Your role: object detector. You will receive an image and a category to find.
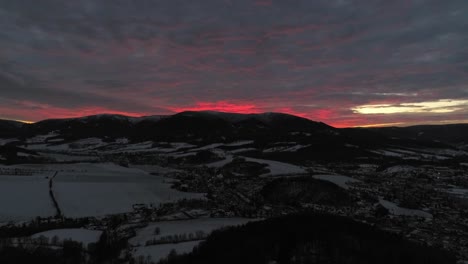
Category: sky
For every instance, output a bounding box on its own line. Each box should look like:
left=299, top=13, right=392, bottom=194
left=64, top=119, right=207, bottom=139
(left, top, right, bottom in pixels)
left=0, top=0, right=467, bottom=127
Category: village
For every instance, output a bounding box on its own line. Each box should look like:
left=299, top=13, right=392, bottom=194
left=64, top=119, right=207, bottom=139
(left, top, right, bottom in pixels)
left=0, top=137, right=467, bottom=263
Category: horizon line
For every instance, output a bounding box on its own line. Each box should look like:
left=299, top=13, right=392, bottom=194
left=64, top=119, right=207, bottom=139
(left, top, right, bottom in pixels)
left=2, top=110, right=468, bottom=129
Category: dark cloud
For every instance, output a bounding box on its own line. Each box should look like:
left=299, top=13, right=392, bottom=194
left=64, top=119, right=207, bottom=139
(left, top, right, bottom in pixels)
left=0, top=0, right=467, bottom=126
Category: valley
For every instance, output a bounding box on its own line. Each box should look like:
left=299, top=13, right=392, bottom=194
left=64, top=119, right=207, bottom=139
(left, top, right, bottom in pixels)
left=0, top=111, right=467, bottom=263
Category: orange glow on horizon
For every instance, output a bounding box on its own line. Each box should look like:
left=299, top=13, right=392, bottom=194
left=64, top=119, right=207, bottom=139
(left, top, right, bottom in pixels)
left=167, top=101, right=263, bottom=114
left=2, top=100, right=466, bottom=128
left=15, top=119, right=34, bottom=124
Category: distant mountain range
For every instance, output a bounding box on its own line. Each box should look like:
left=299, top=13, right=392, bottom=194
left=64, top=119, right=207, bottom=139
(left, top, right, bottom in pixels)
left=1, top=111, right=467, bottom=147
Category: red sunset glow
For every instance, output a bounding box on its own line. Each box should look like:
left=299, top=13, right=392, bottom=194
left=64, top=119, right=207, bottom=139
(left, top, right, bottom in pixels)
left=0, top=0, right=466, bottom=127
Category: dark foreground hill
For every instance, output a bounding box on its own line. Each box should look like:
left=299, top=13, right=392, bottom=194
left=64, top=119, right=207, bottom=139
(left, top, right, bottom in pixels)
left=0, top=119, right=25, bottom=138
left=160, top=213, right=455, bottom=264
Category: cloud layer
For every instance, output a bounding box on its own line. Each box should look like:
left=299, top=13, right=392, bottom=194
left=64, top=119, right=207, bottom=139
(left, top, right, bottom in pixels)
left=0, top=0, right=467, bottom=127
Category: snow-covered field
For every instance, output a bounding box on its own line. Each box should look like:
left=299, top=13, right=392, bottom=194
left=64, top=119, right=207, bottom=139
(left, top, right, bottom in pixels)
left=31, top=228, right=102, bottom=245
left=130, top=218, right=256, bottom=262
left=243, top=157, right=307, bottom=176
left=0, top=175, right=56, bottom=221
left=204, top=155, right=307, bottom=176
left=129, top=164, right=182, bottom=174
left=52, top=163, right=205, bottom=218
left=0, top=163, right=205, bottom=220
left=129, top=218, right=254, bottom=246
left=372, top=148, right=457, bottom=161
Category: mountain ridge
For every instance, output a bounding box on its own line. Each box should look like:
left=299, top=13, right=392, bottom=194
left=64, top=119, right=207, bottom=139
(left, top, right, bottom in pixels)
left=3, top=111, right=467, bottom=129
left=1, top=111, right=466, bottom=146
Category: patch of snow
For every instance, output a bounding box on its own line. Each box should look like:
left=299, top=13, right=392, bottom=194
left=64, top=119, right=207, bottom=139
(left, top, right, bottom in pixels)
left=205, top=155, right=234, bottom=168
left=17, top=152, right=36, bottom=157
left=284, top=144, right=310, bottom=152
left=427, top=148, right=467, bottom=157
left=444, top=187, right=468, bottom=199
left=102, top=141, right=153, bottom=153
left=190, top=143, right=224, bottom=151
left=289, top=132, right=312, bottom=136
left=224, top=140, right=254, bottom=147
left=115, top=138, right=129, bottom=144
left=31, top=228, right=102, bottom=245
left=229, top=148, right=257, bottom=154
left=263, top=144, right=310, bottom=153
left=26, top=132, right=59, bottom=144
left=243, top=157, right=307, bottom=176
left=37, top=152, right=99, bottom=162
left=170, top=142, right=197, bottom=149
left=25, top=138, right=105, bottom=152
left=167, top=152, right=198, bottom=158
left=47, top=138, right=64, bottom=143
left=102, top=141, right=195, bottom=154
left=52, top=163, right=205, bottom=218
left=312, top=174, right=360, bottom=189
left=387, top=148, right=457, bottom=160
left=25, top=143, right=71, bottom=152
left=129, top=218, right=255, bottom=247
left=387, top=148, right=419, bottom=155
left=149, top=142, right=197, bottom=153
left=273, top=142, right=296, bottom=145
left=370, top=150, right=404, bottom=157
left=129, top=165, right=182, bottom=174
left=0, top=175, right=56, bottom=222
left=73, top=138, right=104, bottom=145
left=379, top=199, right=433, bottom=219
left=383, top=165, right=416, bottom=174
left=0, top=138, right=19, bottom=146
left=22, top=143, right=48, bottom=150
left=263, top=147, right=282, bottom=153
left=133, top=240, right=200, bottom=263
left=359, top=164, right=378, bottom=169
